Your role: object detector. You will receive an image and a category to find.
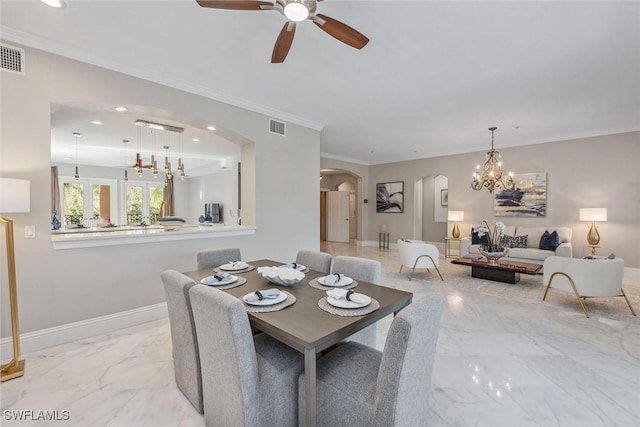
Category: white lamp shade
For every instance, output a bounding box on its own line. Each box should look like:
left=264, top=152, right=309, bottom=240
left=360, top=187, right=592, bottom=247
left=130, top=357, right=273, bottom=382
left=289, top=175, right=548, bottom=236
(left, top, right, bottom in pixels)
left=448, top=210, right=464, bottom=222
left=0, top=178, right=31, bottom=213
left=579, top=208, right=607, bottom=222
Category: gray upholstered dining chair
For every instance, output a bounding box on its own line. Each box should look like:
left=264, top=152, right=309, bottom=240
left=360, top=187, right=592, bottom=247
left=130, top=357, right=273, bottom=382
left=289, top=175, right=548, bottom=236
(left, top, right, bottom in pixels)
left=298, top=294, right=445, bottom=426
left=296, top=250, right=332, bottom=274
left=331, top=256, right=382, bottom=347
left=160, top=270, right=203, bottom=413
left=196, top=247, right=241, bottom=270
left=189, top=284, right=304, bottom=427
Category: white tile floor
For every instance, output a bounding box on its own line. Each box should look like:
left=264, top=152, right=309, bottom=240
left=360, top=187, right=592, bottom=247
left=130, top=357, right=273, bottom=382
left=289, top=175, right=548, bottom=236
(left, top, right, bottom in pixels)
left=1, top=242, right=639, bottom=426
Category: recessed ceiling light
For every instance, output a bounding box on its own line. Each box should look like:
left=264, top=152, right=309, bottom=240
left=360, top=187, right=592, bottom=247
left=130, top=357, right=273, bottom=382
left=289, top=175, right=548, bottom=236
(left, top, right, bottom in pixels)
left=207, top=126, right=216, bottom=131
left=113, top=106, right=127, bottom=112
left=40, top=0, right=66, bottom=8
left=90, top=120, right=103, bottom=125
left=192, top=138, right=200, bottom=142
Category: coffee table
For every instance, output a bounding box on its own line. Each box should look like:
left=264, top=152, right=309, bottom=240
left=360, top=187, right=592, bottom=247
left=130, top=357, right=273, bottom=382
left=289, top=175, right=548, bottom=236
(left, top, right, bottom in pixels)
left=451, top=257, right=543, bottom=284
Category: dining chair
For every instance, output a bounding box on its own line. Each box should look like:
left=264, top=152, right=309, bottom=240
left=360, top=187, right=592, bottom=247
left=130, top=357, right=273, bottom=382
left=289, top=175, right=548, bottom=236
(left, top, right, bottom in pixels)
left=296, top=250, right=332, bottom=274
left=160, top=270, right=203, bottom=413
left=298, top=294, right=445, bottom=426
left=189, top=284, right=304, bottom=427
left=331, top=256, right=382, bottom=348
left=398, top=239, right=444, bottom=281
left=196, top=247, right=242, bottom=270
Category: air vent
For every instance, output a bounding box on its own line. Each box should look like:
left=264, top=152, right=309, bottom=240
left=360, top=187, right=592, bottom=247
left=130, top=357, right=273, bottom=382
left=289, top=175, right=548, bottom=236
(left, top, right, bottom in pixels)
left=1, top=44, right=25, bottom=75
left=269, top=119, right=286, bottom=136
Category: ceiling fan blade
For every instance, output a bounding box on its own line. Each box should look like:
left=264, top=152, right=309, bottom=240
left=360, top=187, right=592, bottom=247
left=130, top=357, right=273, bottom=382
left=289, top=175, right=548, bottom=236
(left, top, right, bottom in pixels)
left=196, top=0, right=273, bottom=11
left=271, top=22, right=296, bottom=63
left=312, top=14, right=369, bottom=50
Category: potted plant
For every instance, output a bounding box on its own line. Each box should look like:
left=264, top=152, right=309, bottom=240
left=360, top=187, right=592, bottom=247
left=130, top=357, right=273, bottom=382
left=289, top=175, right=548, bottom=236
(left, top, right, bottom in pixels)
left=474, top=219, right=508, bottom=264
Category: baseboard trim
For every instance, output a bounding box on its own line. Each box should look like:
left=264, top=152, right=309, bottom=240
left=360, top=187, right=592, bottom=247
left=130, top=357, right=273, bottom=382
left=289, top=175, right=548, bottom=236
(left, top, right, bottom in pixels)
left=1, top=303, right=168, bottom=364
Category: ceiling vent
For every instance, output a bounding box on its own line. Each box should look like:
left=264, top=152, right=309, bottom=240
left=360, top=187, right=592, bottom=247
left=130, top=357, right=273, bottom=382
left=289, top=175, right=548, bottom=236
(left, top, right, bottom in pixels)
left=1, top=43, right=26, bottom=75
left=269, top=119, right=286, bottom=136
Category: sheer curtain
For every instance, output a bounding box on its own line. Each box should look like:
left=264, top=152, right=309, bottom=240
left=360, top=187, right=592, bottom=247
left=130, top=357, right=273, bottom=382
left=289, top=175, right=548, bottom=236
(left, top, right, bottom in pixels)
left=51, top=166, right=60, bottom=213
left=163, top=176, right=174, bottom=216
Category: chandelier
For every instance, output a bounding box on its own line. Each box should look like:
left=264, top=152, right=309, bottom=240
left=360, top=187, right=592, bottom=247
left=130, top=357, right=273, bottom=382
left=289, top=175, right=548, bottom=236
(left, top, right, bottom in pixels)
left=471, top=127, right=514, bottom=193
left=131, top=119, right=185, bottom=181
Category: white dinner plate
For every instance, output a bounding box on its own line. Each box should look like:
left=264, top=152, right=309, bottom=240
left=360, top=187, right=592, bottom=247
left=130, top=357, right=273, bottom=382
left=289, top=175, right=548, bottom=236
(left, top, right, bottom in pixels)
left=243, top=292, right=287, bottom=306
left=318, top=275, right=354, bottom=287
left=326, top=293, right=371, bottom=309
left=219, top=262, right=250, bottom=271
left=200, top=275, right=238, bottom=286
left=282, top=263, right=307, bottom=271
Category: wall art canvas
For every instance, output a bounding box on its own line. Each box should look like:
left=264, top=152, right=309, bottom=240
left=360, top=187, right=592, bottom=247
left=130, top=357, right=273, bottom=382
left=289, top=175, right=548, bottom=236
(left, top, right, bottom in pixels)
left=376, top=181, right=404, bottom=213
left=494, top=172, right=547, bottom=217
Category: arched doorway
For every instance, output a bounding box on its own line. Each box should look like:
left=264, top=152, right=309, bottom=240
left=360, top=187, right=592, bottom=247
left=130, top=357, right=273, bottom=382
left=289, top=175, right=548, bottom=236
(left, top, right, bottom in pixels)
left=413, top=174, right=448, bottom=243
left=320, top=169, right=360, bottom=243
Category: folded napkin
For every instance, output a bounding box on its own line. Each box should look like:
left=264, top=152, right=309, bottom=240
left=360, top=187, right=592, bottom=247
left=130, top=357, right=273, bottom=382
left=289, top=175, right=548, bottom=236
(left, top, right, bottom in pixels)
left=202, top=272, right=231, bottom=284
left=283, top=262, right=305, bottom=270
left=323, top=273, right=344, bottom=285
left=244, top=288, right=280, bottom=303
left=228, top=261, right=249, bottom=269
left=326, top=288, right=363, bottom=302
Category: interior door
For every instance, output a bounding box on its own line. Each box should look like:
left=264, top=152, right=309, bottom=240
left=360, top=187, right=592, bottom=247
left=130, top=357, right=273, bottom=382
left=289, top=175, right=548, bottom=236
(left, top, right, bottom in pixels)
left=327, top=191, right=350, bottom=243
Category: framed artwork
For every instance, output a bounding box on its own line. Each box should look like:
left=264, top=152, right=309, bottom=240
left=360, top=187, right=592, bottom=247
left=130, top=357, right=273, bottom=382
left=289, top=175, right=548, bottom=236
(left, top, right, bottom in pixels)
left=376, top=181, right=404, bottom=213
left=441, top=189, right=448, bottom=206
left=494, top=172, right=547, bottom=217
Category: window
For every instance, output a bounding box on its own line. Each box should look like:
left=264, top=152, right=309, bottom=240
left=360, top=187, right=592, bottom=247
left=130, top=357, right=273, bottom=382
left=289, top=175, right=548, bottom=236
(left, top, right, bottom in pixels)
left=59, top=177, right=118, bottom=226
left=124, top=182, right=165, bottom=225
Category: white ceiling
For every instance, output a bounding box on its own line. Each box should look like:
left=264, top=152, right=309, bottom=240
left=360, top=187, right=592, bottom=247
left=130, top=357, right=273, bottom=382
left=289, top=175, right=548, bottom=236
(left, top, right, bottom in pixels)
left=2, top=0, right=639, bottom=166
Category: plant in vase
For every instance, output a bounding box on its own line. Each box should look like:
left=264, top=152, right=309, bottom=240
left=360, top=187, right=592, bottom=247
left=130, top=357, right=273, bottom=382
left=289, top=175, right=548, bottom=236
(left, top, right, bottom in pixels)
left=474, top=219, right=508, bottom=264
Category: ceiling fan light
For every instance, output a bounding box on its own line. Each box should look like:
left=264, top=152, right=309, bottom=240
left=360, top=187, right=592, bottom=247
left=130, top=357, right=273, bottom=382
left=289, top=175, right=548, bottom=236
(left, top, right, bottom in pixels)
left=284, top=2, right=309, bottom=22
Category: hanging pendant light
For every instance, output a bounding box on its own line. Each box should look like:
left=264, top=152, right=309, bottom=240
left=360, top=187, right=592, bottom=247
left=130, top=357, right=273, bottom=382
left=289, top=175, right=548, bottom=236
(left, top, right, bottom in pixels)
left=73, top=132, right=81, bottom=180
left=150, top=129, right=159, bottom=178
left=471, top=127, right=515, bottom=193
left=123, top=139, right=130, bottom=182
left=135, top=127, right=143, bottom=176
left=178, top=132, right=185, bottom=179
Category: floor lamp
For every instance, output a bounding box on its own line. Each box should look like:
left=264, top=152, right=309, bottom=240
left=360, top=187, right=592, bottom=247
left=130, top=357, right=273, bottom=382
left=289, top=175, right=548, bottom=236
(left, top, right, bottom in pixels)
left=0, top=177, right=30, bottom=382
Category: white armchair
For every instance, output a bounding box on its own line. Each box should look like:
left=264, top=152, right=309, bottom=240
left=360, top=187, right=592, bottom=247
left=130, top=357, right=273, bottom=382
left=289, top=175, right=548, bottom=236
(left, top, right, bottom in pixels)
left=398, top=239, right=443, bottom=281
left=542, top=256, right=636, bottom=318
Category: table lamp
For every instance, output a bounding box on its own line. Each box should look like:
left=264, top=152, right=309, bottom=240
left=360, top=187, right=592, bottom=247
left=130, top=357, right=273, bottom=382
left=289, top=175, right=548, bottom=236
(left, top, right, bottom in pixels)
left=0, top=177, right=30, bottom=381
left=448, top=211, right=464, bottom=239
left=579, top=208, right=607, bottom=255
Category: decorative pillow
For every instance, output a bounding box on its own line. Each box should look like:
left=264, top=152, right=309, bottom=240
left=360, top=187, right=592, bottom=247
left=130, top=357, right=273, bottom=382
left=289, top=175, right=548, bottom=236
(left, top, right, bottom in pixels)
left=501, top=235, right=527, bottom=248
left=539, top=230, right=561, bottom=251
left=471, top=228, right=489, bottom=245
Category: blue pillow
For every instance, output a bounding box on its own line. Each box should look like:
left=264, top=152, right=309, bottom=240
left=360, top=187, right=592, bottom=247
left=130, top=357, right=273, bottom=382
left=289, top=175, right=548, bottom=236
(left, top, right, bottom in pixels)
left=539, top=230, right=561, bottom=251
left=471, top=228, right=489, bottom=245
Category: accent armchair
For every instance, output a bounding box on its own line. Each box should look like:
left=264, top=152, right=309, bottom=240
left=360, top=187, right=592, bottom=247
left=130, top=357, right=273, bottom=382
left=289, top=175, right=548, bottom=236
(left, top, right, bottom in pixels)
left=398, top=239, right=443, bottom=281
left=542, top=256, right=636, bottom=318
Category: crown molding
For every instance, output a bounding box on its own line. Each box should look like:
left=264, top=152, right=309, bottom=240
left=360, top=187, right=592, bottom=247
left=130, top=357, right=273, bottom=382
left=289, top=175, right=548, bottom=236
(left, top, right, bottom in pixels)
left=1, top=26, right=324, bottom=132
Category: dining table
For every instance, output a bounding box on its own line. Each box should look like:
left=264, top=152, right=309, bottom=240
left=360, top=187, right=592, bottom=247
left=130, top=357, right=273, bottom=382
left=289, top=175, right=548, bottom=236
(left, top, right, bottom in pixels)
left=183, top=259, right=413, bottom=427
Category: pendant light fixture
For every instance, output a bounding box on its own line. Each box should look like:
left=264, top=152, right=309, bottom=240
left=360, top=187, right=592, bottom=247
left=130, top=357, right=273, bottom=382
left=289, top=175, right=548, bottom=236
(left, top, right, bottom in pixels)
left=123, top=139, right=129, bottom=182
left=151, top=130, right=159, bottom=178
left=471, top=127, right=515, bottom=193
left=73, top=132, right=81, bottom=180
left=135, top=126, right=143, bottom=176
left=178, top=131, right=185, bottom=179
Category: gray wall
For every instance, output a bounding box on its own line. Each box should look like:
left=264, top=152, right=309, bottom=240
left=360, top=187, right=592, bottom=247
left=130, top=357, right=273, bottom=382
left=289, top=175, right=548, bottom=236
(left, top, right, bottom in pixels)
left=0, top=45, right=320, bottom=337
left=366, top=132, right=640, bottom=267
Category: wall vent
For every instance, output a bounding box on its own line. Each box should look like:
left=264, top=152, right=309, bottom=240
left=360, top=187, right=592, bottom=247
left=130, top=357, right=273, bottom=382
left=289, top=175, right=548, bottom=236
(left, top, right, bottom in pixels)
left=269, top=119, right=286, bottom=136
left=1, top=43, right=26, bottom=75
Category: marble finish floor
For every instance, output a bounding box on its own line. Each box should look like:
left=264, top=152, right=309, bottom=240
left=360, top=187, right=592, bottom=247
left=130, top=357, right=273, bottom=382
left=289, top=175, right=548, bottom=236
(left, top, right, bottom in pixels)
left=1, top=242, right=639, bottom=426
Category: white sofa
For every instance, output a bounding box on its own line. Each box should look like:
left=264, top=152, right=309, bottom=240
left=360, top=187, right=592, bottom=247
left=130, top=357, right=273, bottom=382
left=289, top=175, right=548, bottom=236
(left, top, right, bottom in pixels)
left=460, top=225, right=572, bottom=265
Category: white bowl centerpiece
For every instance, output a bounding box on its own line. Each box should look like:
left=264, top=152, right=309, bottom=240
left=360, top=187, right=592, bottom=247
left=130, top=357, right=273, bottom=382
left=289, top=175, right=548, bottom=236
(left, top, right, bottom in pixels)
left=257, top=266, right=305, bottom=286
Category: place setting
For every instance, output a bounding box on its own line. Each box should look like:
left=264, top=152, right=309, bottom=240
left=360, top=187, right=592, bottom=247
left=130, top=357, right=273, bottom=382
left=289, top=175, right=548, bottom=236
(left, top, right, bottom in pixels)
left=279, top=262, right=309, bottom=273
left=199, top=272, right=247, bottom=290
left=241, top=288, right=296, bottom=313
left=309, top=273, right=358, bottom=290
left=318, top=288, right=379, bottom=317
left=214, top=260, right=255, bottom=274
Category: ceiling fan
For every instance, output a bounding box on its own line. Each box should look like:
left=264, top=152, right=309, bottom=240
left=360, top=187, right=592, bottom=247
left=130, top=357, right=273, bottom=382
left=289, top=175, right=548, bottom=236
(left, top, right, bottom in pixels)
left=196, top=0, right=369, bottom=63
